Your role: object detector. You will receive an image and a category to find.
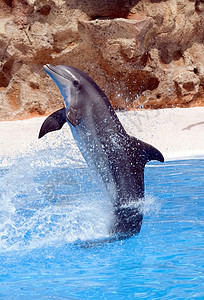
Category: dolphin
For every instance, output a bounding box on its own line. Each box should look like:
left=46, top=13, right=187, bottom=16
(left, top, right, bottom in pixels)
left=39, top=64, right=164, bottom=238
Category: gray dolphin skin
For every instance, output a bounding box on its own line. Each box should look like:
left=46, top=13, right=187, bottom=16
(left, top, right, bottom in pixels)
left=39, top=64, right=164, bottom=239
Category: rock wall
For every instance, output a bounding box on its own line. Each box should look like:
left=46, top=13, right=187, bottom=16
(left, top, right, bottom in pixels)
left=0, top=0, right=203, bottom=120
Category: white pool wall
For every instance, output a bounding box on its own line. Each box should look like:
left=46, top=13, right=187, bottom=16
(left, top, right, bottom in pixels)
left=0, top=107, right=203, bottom=165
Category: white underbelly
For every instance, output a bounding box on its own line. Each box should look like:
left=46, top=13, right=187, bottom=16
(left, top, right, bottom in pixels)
left=69, top=123, right=117, bottom=201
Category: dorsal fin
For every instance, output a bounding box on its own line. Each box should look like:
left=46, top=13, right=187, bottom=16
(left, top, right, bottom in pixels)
left=130, top=136, right=164, bottom=164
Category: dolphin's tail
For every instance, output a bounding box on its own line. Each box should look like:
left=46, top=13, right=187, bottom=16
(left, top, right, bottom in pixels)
left=111, top=206, right=143, bottom=237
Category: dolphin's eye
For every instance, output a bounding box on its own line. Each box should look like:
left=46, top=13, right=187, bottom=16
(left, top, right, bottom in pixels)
left=73, top=80, right=79, bottom=87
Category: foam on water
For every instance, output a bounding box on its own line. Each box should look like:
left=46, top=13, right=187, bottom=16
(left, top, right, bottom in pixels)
left=0, top=145, right=160, bottom=252
left=0, top=157, right=110, bottom=252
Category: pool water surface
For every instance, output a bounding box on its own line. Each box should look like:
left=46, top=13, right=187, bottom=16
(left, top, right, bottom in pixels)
left=0, top=156, right=203, bottom=299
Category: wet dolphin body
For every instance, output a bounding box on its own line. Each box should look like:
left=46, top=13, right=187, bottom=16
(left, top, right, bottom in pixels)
left=39, top=64, right=164, bottom=238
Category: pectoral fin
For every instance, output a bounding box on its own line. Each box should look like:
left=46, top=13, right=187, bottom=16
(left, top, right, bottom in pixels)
left=38, top=108, right=66, bottom=139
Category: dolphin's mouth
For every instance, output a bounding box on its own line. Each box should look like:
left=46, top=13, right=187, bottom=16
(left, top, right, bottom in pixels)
left=43, top=64, right=72, bottom=103
left=43, top=64, right=68, bottom=81
left=43, top=64, right=56, bottom=73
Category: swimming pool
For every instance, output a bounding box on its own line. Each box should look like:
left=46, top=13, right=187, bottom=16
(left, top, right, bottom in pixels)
left=0, top=153, right=203, bottom=299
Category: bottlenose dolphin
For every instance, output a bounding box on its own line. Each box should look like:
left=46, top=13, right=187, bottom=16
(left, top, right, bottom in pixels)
left=39, top=64, right=164, bottom=238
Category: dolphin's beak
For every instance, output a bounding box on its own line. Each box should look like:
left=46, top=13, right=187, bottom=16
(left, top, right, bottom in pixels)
left=43, top=64, right=73, bottom=107
left=43, top=64, right=54, bottom=78
left=43, top=64, right=50, bottom=71
left=43, top=64, right=58, bottom=77
left=43, top=64, right=75, bottom=82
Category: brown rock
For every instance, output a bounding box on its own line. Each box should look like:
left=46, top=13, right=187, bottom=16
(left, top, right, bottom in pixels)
left=0, top=0, right=203, bottom=120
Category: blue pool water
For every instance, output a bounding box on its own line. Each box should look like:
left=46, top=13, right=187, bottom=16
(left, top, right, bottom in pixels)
left=0, top=154, right=203, bottom=299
